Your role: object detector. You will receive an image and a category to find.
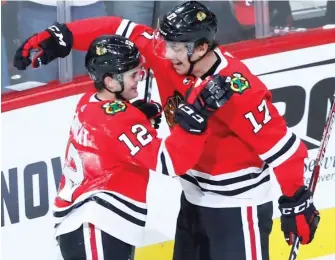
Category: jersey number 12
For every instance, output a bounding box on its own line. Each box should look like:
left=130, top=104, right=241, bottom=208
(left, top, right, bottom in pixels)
left=118, top=124, right=153, bottom=156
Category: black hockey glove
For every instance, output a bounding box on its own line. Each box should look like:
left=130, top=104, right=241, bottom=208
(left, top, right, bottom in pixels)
left=174, top=103, right=207, bottom=134
left=14, top=22, right=73, bottom=70
left=278, top=186, right=320, bottom=245
left=132, top=99, right=162, bottom=129
left=185, top=74, right=233, bottom=117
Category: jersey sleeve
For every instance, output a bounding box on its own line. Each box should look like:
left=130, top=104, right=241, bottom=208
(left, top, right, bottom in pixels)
left=66, top=16, right=158, bottom=68
left=216, top=67, right=307, bottom=196
left=111, top=107, right=210, bottom=176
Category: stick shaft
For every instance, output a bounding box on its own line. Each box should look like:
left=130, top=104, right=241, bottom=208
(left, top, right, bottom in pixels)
left=288, top=92, right=335, bottom=260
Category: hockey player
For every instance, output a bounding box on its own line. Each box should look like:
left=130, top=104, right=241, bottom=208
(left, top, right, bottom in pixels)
left=50, top=34, right=231, bottom=260
left=14, top=1, right=320, bottom=259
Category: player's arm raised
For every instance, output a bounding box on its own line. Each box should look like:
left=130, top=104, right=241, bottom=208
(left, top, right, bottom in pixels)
left=14, top=16, right=155, bottom=70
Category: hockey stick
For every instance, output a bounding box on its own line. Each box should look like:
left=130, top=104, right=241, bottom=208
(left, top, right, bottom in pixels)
left=143, top=16, right=159, bottom=103
left=144, top=68, right=157, bottom=128
left=144, top=68, right=153, bottom=102
left=288, top=91, right=335, bottom=260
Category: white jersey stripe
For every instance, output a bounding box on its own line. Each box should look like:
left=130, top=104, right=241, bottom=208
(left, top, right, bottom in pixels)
left=94, top=227, right=105, bottom=260
left=259, top=128, right=292, bottom=161
left=161, top=141, right=177, bottom=177
left=95, top=193, right=147, bottom=221
left=55, top=201, right=146, bottom=246
left=241, top=207, right=253, bottom=260
left=53, top=190, right=147, bottom=213
left=270, top=137, right=300, bottom=168
left=125, top=22, right=137, bottom=38
left=83, top=223, right=93, bottom=260
left=156, top=139, right=177, bottom=177
left=189, top=165, right=266, bottom=181
left=195, top=168, right=270, bottom=191
left=115, top=19, right=130, bottom=36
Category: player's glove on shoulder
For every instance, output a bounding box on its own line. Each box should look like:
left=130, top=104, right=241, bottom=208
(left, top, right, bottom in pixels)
left=175, top=75, right=232, bottom=134
left=132, top=99, right=162, bottom=129
left=185, top=74, right=233, bottom=117
left=175, top=74, right=233, bottom=134
left=14, top=22, right=73, bottom=70
left=278, top=186, right=320, bottom=245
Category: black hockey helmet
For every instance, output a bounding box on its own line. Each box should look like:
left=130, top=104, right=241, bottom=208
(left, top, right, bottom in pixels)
left=85, top=35, right=141, bottom=84
left=159, top=1, right=218, bottom=45
left=155, top=1, right=218, bottom=75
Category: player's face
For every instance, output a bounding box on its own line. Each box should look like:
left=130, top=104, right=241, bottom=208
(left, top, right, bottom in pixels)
left=166, top=42, right=210, bottom=75
left=121, top=65, right=144, bottom=100
left=153, top=34, right=191, bottom=75
left=164, top=42, right=191, bottom=75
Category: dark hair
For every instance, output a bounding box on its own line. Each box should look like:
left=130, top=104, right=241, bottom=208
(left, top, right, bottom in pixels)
left=194, top=39, right=219, bottom=51
left=93, top=73, right=113, bottom=90
left=94, top=81, right=104, bottom=90
left=209, top=40, right=219, bottom=51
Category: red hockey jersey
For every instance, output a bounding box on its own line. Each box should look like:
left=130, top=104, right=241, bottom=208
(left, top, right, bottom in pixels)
left=63, top=16, right=307, bottom=208
left=53, top=91, right=209, bottom=245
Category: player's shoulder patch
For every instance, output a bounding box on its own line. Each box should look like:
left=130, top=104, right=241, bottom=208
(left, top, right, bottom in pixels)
left=226, top=72, right=250, bottom=94
left=102, top=101, right=127, bottom=115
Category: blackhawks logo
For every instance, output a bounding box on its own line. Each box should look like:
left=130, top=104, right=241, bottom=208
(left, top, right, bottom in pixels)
left=96, top=46, right=107, bottom=56
left=102, top=101, right=127, bottom=115
left=164, top=91, right=184, bottom=127
left=227, top=73, right=250, bottom=94
left=196, top=11, right=206, bottom=21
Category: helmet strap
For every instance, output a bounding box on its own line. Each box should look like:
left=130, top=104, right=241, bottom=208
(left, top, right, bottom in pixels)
left=186, top=42, right=211, bottom=76
left=103, top=74, right=126, bottom=101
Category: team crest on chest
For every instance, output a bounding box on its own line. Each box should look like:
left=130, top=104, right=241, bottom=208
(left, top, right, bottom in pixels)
left=164, top=91, right=184, bottom=127
left=102, top=101, right=127, bottom=115
left=227, top=73, right=250, bottom=94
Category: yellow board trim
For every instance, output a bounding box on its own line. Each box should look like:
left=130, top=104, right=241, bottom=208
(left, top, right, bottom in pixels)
left=135, top=207, right=335, bottom=260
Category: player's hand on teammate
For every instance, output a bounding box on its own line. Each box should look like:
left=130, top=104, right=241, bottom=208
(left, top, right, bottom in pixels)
left=14, top=22, right=73, bottom=70
left=278, top=186, right=320, bottom=245
left=175, top=74, right=233, bottom=134
left=174, top=103, right=208, bottom=134
left=185, top=74, right=233, bottom=117
left=132, top=99, right=162, bottom=129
